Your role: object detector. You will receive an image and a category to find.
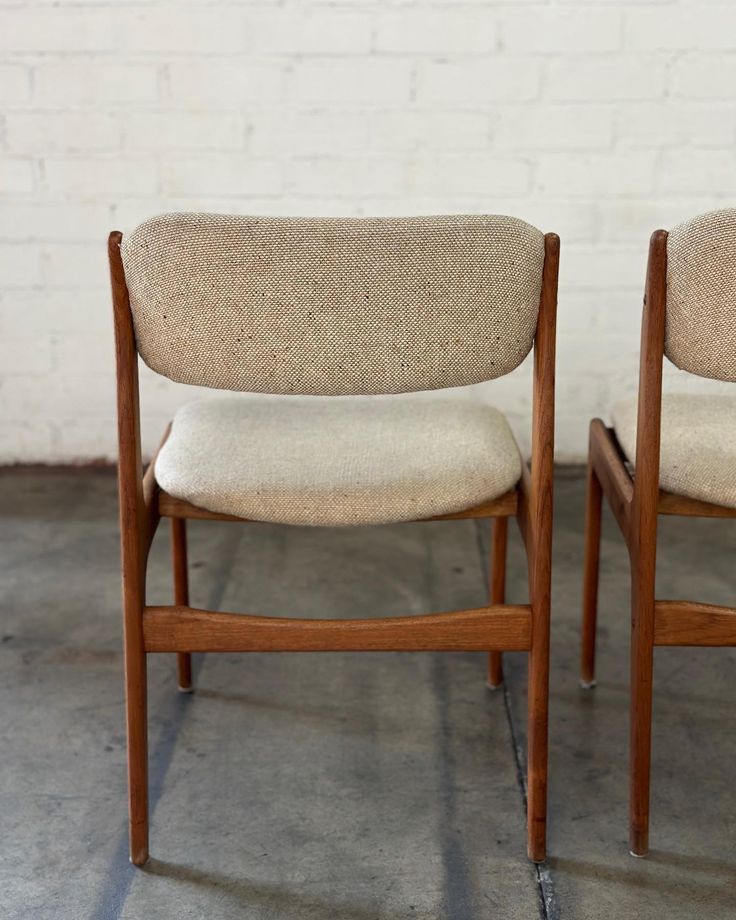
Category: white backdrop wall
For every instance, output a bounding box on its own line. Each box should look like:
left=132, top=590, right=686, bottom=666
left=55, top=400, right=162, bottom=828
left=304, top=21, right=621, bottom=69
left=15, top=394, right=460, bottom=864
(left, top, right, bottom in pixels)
left=1, top=0, right=735, bottom=464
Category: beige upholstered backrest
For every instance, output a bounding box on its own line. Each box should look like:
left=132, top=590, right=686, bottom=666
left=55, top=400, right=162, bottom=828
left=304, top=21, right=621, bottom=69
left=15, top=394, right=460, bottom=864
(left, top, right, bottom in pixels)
left=121, top=212, right=545, bottom=396
left=666, top=208, right=736, bottom=382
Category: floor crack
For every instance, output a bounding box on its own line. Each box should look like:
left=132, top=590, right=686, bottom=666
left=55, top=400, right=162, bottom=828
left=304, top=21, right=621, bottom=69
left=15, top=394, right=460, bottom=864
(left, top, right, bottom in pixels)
left=475, top=518, right=561, bottom=920
left=501, top=658, right=561, bottom=920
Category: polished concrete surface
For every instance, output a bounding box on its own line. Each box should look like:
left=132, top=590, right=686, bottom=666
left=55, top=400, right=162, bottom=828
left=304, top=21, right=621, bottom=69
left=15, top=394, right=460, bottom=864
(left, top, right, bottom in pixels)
left=1, top=470, right=735, bottom=919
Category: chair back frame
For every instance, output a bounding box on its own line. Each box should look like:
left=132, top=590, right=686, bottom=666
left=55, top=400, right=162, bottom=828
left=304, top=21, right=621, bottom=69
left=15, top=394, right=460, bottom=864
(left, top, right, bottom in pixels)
left=109, top=225, right=559, bottom=867
left=580, top=226, right=736, bottom=858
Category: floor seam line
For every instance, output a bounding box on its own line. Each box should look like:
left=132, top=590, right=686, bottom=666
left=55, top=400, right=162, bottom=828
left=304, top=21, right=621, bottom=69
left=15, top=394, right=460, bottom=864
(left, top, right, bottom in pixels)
left=474, top=518, right=561, bottom=920
left=500, top=679, right=557, bottom=920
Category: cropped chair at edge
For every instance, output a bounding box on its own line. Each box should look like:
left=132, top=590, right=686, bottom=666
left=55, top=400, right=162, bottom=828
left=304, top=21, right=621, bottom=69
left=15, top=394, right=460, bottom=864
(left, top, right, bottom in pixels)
left=580, top=208, right=736, bottom=857
left=109, top=213, right=559, bottom=866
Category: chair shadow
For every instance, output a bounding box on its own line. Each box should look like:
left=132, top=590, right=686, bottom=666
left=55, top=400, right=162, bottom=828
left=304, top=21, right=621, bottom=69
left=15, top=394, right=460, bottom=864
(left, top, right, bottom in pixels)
left=192, top=686, right=387, bottom=735
left=142, top=858, right=430, bottom=920
left=548, top=848, right=736, bottom=901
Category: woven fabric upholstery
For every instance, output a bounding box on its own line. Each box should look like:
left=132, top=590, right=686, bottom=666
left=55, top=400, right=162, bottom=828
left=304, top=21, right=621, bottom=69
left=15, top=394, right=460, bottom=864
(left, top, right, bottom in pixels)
left=155, top=396, right=522, bottom=526
left=666, top=208, right=736, bottom=382
left=121, top=212, right=545, bottom=396
left=612, top=394, right=736, bottom=508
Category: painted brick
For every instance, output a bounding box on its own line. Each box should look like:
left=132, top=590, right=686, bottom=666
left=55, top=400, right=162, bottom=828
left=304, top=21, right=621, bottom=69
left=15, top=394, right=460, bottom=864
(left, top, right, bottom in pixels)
left=417, top=59, right=541, bottom=104
left=545, top=56, right=668, bottom=101
left=161, top=156, right=282, bottom=197
left=34, top=63, right=159, bottom=106
left=2, top=0, right=736, bottom=463
left=5, top=113, right=120, bottom=154
left=500, top=8, right=622, bottom=54
left=374, top=9, right=497, bottom=54
left=293, top=59, right=414, bottom=104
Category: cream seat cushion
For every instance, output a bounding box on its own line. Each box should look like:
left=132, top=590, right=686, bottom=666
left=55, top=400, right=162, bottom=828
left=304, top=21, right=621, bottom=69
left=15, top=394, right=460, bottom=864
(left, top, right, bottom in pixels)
left=155, top=396, right=522, bottom=526
left=612, top=394, right=736, bottom=508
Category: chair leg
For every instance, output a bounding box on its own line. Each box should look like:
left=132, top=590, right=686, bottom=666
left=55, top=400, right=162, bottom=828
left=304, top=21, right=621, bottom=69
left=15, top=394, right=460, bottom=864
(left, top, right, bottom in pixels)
left=629, top=568, right=655, bottom=857
left=580, top=458, right=603, bottom=688
left=171, top=517, right=193, bottom=693
left=527, top=600, right=550, bottom=863
left=487, top=516, right=508, bottom=689
left=124, top=612, right=149, bottom=866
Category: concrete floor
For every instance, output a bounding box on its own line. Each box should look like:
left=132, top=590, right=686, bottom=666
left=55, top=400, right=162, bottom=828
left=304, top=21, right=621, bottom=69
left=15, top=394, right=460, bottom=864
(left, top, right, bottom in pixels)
left=1, top=470, right=735, bottom=920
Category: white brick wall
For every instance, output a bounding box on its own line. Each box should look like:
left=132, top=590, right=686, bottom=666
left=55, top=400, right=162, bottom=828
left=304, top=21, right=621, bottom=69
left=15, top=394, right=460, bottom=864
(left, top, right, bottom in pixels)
left=2, top=0, right=736, bottom=464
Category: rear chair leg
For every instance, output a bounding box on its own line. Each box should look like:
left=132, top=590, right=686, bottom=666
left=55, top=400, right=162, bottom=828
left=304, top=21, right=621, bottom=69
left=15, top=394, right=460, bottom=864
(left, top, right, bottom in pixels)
left=487, top=516, right=508, bottom=689
left=171, top=517, right=193, bottom=693
left=580, top=457, right=603, bottom=688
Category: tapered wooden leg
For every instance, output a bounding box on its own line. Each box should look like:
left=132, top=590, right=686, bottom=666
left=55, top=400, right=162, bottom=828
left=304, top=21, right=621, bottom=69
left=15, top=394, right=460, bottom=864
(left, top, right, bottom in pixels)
left=527, top=597, right=550, bottom=863
left=124, top=605, right=149, bottom=866
left=171, top=517, right=193, bottom=693
left=629, top=565, right=655, bottom=857
left=580, top=457, right=603, bottom=688
left=487, top=517, right=508, bottom=689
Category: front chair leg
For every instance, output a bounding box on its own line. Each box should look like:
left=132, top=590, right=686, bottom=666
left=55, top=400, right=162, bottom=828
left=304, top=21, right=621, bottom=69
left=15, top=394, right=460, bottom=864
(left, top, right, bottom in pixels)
left=171, top=517, right=193, bottom=693
left=487, top=516, right=508, bottom=689
left=124, top=616, right=149, bottom=866
left=580, top=454, right=603, bottom=688
left=629, top=571, right=655, bottom=857
left=527, top=595, right=550, bottom=863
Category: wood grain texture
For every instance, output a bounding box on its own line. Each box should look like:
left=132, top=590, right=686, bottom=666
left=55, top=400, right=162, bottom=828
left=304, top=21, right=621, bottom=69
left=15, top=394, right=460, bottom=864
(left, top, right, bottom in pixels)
left=143, top=604, right=533, bottom=653
left=141, top=423, right=168, bottom=552
left=657, top=490, right=736, bottom=519
left=526, top=232, right=559, bottom=863
left=654, top=600, right=736, bottom=646
left=171, top=516, right=193, bottom=691
left=590, top=421, right=633, bottom=538
left=580, top=432, right=603, bottom=688
left=487, top=516, right=508, bottom=688
left=628, top=229, right=668, bottom=858
left=110, top=231, right=149, bottom=867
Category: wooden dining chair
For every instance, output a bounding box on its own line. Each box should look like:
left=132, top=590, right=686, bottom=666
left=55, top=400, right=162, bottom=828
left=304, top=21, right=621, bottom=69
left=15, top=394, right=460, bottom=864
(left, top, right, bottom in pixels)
left=109, top=213, right=559, bottom=866
left=580, top=208, right=736, bottom=857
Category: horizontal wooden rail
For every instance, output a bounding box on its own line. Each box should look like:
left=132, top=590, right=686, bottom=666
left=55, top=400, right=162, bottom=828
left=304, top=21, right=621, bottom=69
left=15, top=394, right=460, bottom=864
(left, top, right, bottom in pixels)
left=143, top=604, right=532, bottom=653
left=158, top=490, right=518, bottom=524
left=657, top=491, right=736, bottom=519
left=654, top=600, right=736, bottom=646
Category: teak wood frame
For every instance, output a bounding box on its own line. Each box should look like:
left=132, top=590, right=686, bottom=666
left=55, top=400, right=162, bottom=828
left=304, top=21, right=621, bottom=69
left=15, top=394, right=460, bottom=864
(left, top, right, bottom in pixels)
left=109, top=230, right=559, bottom=867
left=580, top=229, right=736, bottom=857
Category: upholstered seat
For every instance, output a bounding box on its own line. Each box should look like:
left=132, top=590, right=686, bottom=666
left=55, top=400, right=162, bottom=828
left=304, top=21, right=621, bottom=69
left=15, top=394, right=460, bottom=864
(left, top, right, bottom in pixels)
left=155, top=395, right=522, bottom=526
left=612, top=393, right=736, bottom=508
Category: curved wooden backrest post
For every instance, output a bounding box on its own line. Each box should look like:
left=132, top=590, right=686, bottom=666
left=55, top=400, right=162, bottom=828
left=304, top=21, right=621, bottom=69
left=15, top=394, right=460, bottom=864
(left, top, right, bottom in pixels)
left=632, top=230, right=668, bottom=554
left=109, top=230, right=149, bottom=865
left=110, top=231, right=145, bottom=588
left=526, top=232, right=559, bottom=862
left=628, top=228, right=667, bottom=857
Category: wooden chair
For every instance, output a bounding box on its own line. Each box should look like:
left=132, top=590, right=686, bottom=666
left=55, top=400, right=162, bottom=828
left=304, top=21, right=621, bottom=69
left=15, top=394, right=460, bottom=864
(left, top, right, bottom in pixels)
left=109, top=213, right=559, bottom=866
left=580, top=208, right=736, bottom=857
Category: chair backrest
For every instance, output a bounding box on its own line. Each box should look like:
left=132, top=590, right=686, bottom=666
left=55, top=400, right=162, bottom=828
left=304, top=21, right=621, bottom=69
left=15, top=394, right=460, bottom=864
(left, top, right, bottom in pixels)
left=666, top=208, right=736, bottom=382
left=120, top=212, right=545, bottom=396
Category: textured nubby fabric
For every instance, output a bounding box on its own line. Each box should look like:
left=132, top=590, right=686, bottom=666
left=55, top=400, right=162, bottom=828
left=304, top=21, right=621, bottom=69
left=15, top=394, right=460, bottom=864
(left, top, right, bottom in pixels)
left=155, top=396, right=523, bottom=526
left=666, top=208, right=736, bottom=382
left=612, top=394, right=736, bottom=509
left=121, top=212, right=545, bottom=396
